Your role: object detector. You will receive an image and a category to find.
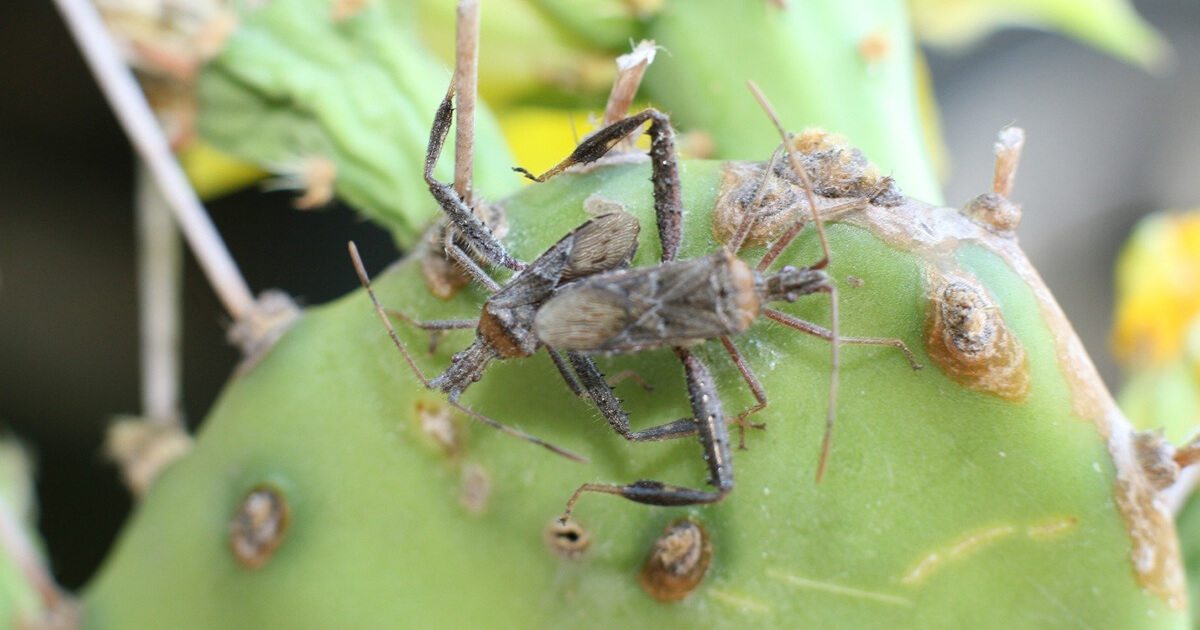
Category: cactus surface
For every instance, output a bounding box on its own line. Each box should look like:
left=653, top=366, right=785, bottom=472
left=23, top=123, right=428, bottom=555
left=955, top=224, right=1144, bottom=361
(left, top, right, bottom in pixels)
left=82, top=158, right=1186, bottom=628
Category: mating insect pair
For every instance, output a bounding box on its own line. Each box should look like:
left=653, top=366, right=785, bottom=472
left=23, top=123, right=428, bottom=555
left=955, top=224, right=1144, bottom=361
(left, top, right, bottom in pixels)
left=351, top=82, right=920, bottom=521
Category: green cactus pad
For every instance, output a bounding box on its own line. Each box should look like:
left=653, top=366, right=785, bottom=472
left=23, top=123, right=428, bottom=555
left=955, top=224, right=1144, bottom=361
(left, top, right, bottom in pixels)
left=644, top=0, right=943, bottom=204
left=84, top=160, right=1185, bottom=628
left=197, top=0, right=516, bottom=246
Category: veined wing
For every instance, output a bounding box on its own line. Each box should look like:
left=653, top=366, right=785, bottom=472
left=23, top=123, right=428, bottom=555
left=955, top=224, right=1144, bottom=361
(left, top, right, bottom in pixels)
left=534, top=252, right=758, bottom=353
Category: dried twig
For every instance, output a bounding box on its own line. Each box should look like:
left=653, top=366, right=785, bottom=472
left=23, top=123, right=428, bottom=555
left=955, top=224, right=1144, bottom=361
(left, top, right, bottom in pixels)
left=992, top=126, right=1025, bottom=199
left=52, top=0, right=255, bottom=322
left=603, top=40, right=658, bottom=126
left=135, top=162, right=184, bottom=428
left=453, top=0, right=480, bottom=206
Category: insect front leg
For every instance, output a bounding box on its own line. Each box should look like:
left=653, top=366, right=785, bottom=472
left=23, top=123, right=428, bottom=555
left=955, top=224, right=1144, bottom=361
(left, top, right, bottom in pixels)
left=558, top=348, right=733, bottom=523
left=424, top=87, right=524, bottom=272
left=760, top=306, right=922, bottom=371
left=385, top=308, right=476, bottom=355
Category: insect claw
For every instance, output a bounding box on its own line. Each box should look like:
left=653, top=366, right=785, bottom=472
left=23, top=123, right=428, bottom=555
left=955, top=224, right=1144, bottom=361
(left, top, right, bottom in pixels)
left=512, top=166, right=539, bottom=182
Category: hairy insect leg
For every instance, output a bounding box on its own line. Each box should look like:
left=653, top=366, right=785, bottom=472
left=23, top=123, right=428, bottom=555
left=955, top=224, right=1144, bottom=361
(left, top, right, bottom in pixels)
left=558, top=348, right=733, bottom=523
left=385, top=308, right=476, bottom=354
left=425, top=86, right=524, bottom=272
left=546, top=346, right=585, bottom=397
left=442, top=226, right=502, bottom=292
left=515, top=108, right=683, bottom=263
left=349, top=242, right=584, bottom=462
left=719, top=337, right=768, bottom=450
left=567, top=353, right=696, bottom=442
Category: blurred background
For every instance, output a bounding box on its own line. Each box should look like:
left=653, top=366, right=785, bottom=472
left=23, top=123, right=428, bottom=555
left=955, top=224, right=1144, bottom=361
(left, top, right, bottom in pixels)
left=0, top=0, right=1196, bottom=589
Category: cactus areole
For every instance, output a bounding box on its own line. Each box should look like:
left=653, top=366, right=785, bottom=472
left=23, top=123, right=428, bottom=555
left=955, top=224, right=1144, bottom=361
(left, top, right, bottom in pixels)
left=84, top=151, right=1186, bottom=628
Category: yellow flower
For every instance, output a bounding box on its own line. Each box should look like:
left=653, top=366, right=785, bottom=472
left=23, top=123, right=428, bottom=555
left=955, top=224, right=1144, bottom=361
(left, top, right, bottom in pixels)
left=1112, top=210, right=1200, bottom=370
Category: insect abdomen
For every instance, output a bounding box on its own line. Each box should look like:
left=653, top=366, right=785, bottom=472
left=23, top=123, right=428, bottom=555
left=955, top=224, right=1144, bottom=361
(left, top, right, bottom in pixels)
left=535, top=251, right=761, bottom=353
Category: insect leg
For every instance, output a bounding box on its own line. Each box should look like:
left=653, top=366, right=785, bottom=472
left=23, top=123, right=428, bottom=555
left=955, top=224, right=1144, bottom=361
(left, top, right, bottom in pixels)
left=760, top=307, right=922, bottom=371
left=384, top=309, right=475, bottom=355
left=350, top=242, right=584, bottom=462
left=442, top=226, right=502, bottom=292
left=443, top=398, right=586, bottom=463
left=425, top=86, right=525, bottom=272
left=719, top=337, right=768, bottom=450
left=762, top=298, right=922, bottom=481
left=567, top=353, right=697, bottom=442
left=385, top=310, right=477, bottom=332
left=546, top=346, right=585, bottom=397
left=558, top=348, right=733, bottom=523
left=514, top=108, right=683, bottom=263
left=605, top=370, right=653, bottom=392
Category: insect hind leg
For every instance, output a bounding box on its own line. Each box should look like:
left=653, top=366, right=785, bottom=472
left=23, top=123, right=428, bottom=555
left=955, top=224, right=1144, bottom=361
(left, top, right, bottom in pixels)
left=514, top=108, right=684, bottom=264
left=557, top=348, right=734, bottom=522
left=567, top=353, right=697, bottom=442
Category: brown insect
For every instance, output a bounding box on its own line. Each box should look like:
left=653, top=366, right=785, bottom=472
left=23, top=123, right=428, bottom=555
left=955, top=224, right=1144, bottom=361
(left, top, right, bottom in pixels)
left=515, top=83, right=921, bottom=522
left=349, top=87, right=650, bottom=463
left=348, top=84, right=700, bottom=460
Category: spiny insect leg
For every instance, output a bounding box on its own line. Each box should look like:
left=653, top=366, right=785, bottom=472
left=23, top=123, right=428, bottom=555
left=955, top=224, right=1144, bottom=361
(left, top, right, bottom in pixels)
left=514, top=109, right=683, bottom=264
left=425, top=86, right=524, bottom=272
left=442, top=226, right=502, bottom=292
left=558, top=348, right=733, bottom=522
left=567, top=352, right=697, bottom=443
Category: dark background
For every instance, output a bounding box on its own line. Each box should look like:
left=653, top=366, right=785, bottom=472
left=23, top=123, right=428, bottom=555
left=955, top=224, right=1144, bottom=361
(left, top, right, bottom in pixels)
left=1, top=0, right=1197, bottom=589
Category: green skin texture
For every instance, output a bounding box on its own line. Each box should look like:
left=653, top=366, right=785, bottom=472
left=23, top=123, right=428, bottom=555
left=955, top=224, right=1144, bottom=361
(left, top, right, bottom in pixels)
left=83, top=161, right=1184, bottom=628
left=1176, top=491, right=1200, bottom=629
left=198, top=0, right=944, bottom=249
left=643, top=0, right=943, bottom=205
left=197, top=0, right=519, bottom=244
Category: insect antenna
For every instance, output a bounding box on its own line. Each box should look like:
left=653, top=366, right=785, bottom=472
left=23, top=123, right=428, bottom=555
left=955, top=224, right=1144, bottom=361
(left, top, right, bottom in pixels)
left=350, top=241, right=434, bottom=390
left=745, top=81, right=841, bottom=483
left=746, top=81, right=832, bottom=272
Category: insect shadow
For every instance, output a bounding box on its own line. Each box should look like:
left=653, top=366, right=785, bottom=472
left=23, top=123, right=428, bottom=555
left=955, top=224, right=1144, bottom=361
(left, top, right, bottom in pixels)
left=513, top=82, right=922, bottom=522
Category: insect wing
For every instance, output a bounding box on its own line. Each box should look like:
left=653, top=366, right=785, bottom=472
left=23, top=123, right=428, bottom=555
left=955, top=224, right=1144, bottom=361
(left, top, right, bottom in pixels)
left=562, top=211, right=641, bottom=281
left=536, top=255, right=744, bottom=353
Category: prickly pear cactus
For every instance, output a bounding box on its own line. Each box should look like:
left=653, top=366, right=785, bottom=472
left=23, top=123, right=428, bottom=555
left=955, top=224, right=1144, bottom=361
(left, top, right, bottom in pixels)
left=82, top=153, right=1187, bottom=627
left=196, top=0, right=518, bottom=243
